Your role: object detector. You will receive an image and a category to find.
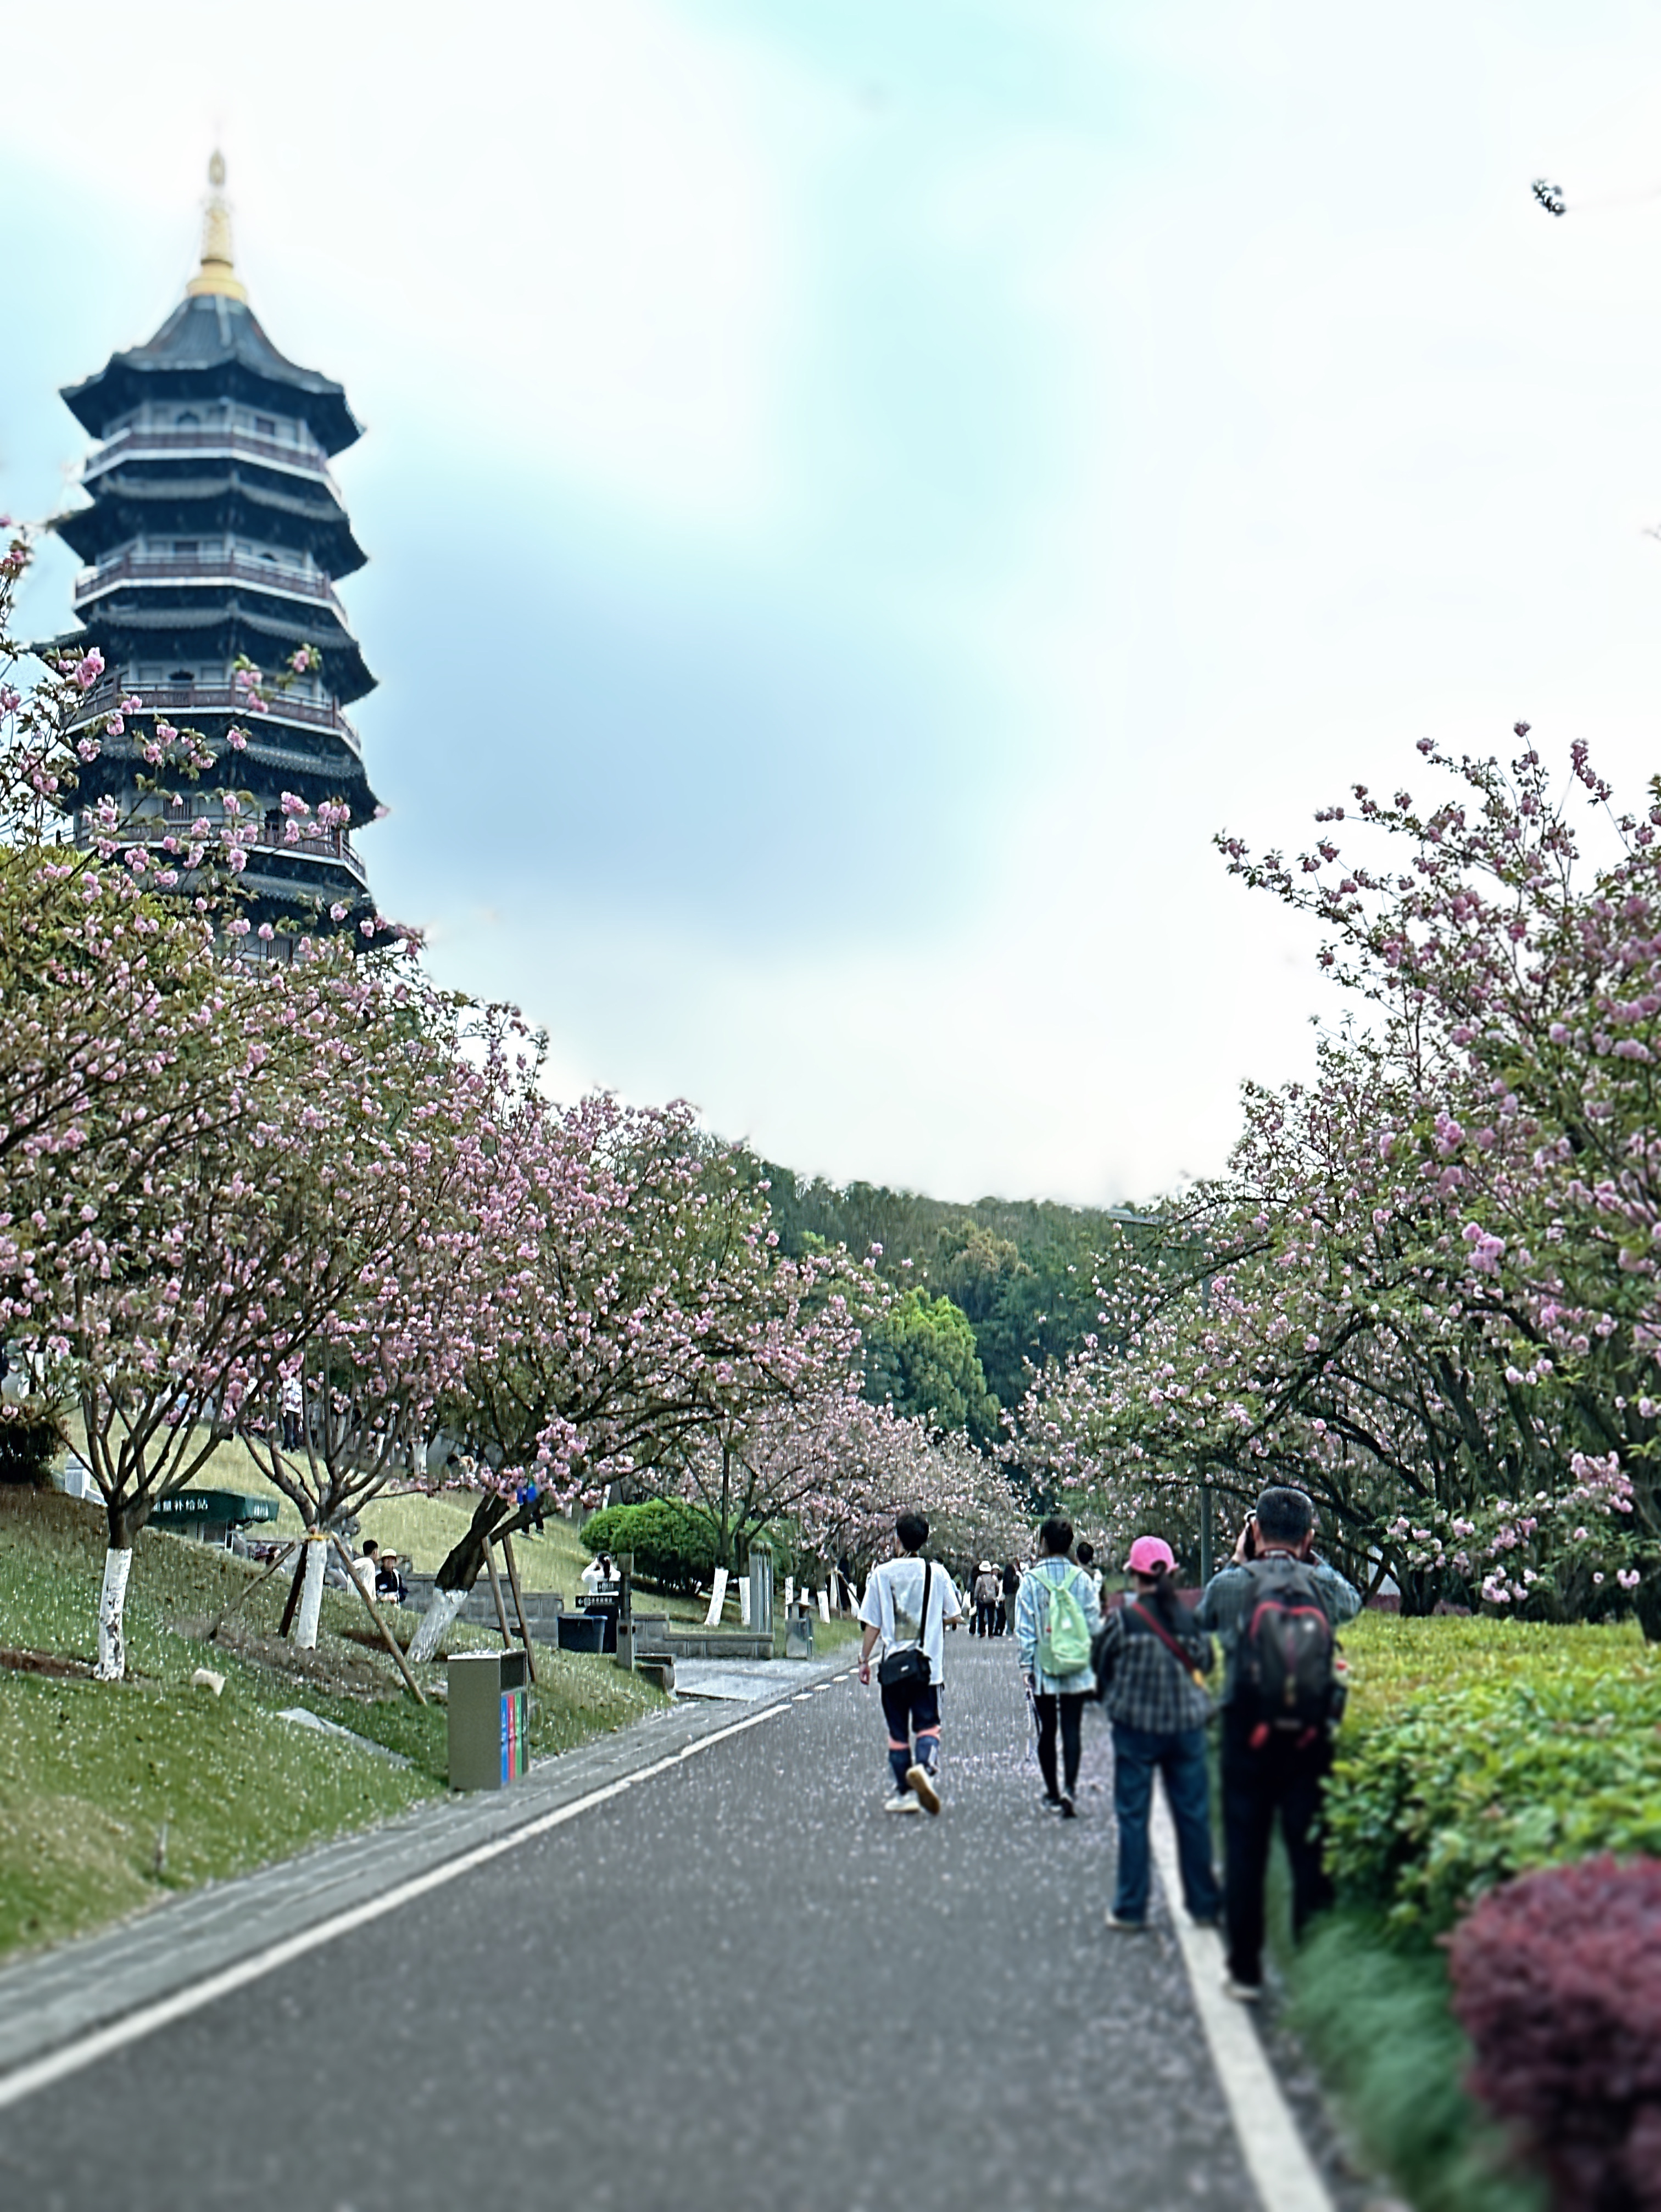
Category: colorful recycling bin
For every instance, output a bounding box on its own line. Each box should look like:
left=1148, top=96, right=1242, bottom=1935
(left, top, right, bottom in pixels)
left=447, top=1649, right=530, bottom=1791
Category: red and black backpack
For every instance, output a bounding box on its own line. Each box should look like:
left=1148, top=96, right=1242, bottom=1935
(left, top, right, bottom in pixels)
left=1237, top=1559, right=1341, bottom=1747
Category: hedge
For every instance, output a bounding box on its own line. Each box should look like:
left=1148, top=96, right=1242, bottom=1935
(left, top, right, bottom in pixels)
left=1323, top=1615, right=1661, bottom=1934
left=578, top=1501, right=721, bottom=1594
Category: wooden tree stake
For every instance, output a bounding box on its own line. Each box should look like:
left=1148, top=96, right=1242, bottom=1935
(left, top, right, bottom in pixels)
left=482, top=1535, right=514, bottom=1650
left=499, top=1533, right=538, bottom=1684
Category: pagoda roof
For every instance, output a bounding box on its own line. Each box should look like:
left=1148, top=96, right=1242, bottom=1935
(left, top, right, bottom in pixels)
left=53, top=470, right=366, bottom=576
left=62, top=294, right=361, bottom=456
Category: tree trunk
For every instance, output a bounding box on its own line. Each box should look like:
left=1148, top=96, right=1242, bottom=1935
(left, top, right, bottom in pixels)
left=408, top=1492, right=513, bottom=1663
left=408, top=1585, right=469, bottom=1665
left=293, top=1535, right=328, bottom=1650
left=1634, top=1576, right=1661, bottom=1645
left=94, top=1546, right=133, bottom=1680
left=278, top=1543, right=309, bottom=1638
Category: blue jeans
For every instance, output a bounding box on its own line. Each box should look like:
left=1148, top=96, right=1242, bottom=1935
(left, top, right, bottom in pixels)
left=1111, top=1723, right=1222, bottom=1924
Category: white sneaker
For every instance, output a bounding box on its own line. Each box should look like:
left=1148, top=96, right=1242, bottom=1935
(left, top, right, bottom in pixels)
left=884, top=1792, right=922, bottom=1814
left=906, top=1763, right=941, bottom=1816
left=1222, top=1973, right=1262, bottom=2003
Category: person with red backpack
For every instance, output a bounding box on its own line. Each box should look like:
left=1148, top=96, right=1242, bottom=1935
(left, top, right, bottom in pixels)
left=1195, top=1485, right=1360, bottom=2002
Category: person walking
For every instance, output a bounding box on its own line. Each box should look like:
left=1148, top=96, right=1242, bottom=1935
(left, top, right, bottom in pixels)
left=858, top=1512, right=965, bottom=1816
left=997, top=1560, right=1021, bottom=1638
left=1016, top=1517, right=1102, bottom=1817
left=1076, top=1541, right=1104, bottom=1607
left=1091, top=1536, right=1222, bottom=1932
left=1196, top=1485, right=1361, bottom=2001
left=972, top=1561, right=1001, bottom=1639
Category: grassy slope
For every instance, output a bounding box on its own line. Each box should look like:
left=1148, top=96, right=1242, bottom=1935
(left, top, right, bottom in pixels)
left=0, top=1489, right=665, bottom=1961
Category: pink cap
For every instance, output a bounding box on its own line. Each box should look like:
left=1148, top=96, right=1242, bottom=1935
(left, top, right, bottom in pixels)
left=1125, top=1535, right=1176, bottom=1575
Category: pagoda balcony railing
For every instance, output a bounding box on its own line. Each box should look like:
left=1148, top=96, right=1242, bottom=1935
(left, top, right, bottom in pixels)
left=74, top=548, right=342, bottom=612
left=83, top=425, right=333, bottom=483
left=73, top=675, right=361, bottom=755
left=74, top=813, right=369, bottom=887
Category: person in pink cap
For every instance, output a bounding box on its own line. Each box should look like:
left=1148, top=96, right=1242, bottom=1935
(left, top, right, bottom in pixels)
left=1090, top=1534, right=1221, bottom=1932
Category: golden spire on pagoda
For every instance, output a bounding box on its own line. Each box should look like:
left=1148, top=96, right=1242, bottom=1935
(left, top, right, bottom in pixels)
left=185, top=151, right=248, bottom=302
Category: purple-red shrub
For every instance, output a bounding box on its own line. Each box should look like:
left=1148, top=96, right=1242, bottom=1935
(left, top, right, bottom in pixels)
left=1448, top=1855, right=1661, bottom=2211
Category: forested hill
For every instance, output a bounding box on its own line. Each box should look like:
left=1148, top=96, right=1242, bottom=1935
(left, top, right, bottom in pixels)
left=743, top=1158, right=1125, bottom=1428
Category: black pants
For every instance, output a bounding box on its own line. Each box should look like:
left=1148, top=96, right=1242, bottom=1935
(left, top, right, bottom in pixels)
left=1034, top=1692, right=1087, bottom=1802
left=974, top=1601, right=998, bottom=1636
left=1220, top=1707, right=1334, bottom=1987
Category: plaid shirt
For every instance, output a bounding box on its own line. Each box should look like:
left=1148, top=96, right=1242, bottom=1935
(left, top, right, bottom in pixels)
left=1093, top=1601, right=1215, bottom=1734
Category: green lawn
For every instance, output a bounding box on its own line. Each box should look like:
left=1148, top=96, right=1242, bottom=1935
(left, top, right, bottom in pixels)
left=0, top=1488, right=666, bottom=1961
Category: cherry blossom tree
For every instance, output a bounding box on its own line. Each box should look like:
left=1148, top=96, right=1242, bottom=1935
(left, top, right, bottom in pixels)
left=408, top=1102, right=869, bottom=1658
left=233, top=980, right=506, bottom=1650
left=1013, top=732, right=1659, bottom=1628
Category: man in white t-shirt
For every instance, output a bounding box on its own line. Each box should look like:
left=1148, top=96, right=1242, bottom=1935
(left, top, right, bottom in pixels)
left=858, top=1512, right=965, bottom=1817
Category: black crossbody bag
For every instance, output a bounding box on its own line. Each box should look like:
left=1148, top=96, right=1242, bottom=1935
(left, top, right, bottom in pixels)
left=877, top=1560, right=933, bottom=1689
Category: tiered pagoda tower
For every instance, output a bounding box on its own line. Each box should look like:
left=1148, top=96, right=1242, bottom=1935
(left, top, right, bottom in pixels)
left=53, top=154, right=381, bottom=934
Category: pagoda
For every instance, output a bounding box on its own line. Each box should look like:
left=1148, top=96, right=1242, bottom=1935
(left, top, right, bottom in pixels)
left=52, top=154, right=381, bottom=935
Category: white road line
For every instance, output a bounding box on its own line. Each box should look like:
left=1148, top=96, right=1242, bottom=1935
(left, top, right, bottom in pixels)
left=1149, top=1793, right=1334, bottom=2212
left=0, top=1701, right=791, bottom=2113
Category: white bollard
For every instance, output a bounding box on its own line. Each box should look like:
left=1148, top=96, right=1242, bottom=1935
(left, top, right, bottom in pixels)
left=738, top=1574, right=751, bottom=1627
left=818, top=1587, right=831, bottom=1624
left=704, top=1567, right=729, bottom=1628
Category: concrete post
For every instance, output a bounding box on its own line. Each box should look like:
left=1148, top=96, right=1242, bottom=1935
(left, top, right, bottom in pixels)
left=748, top=1549, right=773, bottom=1640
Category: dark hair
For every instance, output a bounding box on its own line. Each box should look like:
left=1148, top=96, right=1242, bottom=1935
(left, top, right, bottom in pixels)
left=362, top=1539, right=378, bottom=1557
left=1038, top=1516, right=1073, bottom=1557
left=1135, top=1560, right=1186, bottom=1632
left=895, top=1511, right=929, bottom=1554
left=1255, top=1486, right=1314, bottom=1546
left=1075, top=1541, right=1095, bottom=1568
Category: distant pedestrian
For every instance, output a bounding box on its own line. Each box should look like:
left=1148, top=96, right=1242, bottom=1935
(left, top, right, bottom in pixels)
left=1092, top=1535, right=1221, bottom=1932
left=1196, top=1487, right=1360, bottom=2002
left=1076, top=1541, right=1103, bottom=1607
left=972, top=1561, right=1001, bottom=1638
left=1016, top=1518, right=1102, bottom=1818
left=998, top=1560, right=1021, bottom=1638
left=858, top=1512, right=965, bottom=1816
left=281, top=1372, right=303, bottom=1452
left=352, top=1540, right=380, bottom=1604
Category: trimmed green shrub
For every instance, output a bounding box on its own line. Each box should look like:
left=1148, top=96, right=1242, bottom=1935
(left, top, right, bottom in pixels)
left=1324, top=1616, right=1661, bottom=1932
left=579, top=1501, right=720, bottom=1594
left=1449, top=1856, right=1661, bottom=2212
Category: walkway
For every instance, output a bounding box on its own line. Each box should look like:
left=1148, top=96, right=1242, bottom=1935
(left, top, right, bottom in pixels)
left=0, top=1640, right=1342, bottom=2211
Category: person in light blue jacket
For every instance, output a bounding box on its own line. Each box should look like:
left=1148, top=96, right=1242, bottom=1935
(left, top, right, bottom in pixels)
left=1016, top=1516, right=1102, bottom=1817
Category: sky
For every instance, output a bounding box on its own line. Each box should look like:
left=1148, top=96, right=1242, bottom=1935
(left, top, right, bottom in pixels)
left=6, top=1, right=1661, bottom=1205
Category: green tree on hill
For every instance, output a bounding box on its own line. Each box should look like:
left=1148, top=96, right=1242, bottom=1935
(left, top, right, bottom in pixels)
left=865, top=1288, right=1000, bottom=1445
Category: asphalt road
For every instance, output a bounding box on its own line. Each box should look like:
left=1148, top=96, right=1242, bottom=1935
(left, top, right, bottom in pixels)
left=0, top=1638, right=1264, bottom=2212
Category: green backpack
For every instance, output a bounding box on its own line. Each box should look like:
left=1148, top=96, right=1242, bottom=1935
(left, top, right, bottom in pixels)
left=1036, top=1568, right=1092, bottom=1675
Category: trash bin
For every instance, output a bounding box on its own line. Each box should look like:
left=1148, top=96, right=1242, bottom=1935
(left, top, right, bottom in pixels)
left=557, top=1611, right=606, bottom=1654
left=784, top=1602, right=814, bottom=1660
left=582, top=1593, right=620, bottom=1652
left=447, top=1650, right=531, bottom=1791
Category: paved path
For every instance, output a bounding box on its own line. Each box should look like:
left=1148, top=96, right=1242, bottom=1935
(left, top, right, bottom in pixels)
left=0, top=1641, right=1329, bottom=2211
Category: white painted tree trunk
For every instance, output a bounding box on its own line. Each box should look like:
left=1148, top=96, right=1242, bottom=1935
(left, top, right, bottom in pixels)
left=293, top=1536, right=328, bottom=1651
left=408, top=1584, right=468, bottom=1665
left=95, top=1547, right=133, bottom=1680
